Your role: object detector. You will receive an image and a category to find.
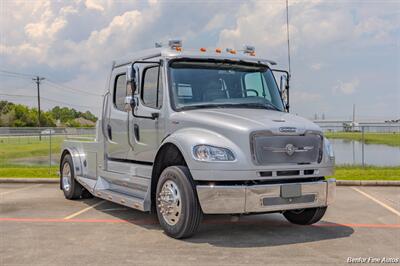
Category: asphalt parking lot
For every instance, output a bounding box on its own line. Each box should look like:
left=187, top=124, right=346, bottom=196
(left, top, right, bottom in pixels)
left=0, top=184, right=399, bottom=265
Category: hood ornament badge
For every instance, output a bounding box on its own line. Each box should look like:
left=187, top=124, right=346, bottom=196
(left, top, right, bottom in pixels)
left=263, top=144, right=314, bottom=156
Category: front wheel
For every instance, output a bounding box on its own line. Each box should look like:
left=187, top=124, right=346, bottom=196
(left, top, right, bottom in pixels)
left=156, top=166, right=203, bottom=239
left=283, top=207, right=327, bottom=225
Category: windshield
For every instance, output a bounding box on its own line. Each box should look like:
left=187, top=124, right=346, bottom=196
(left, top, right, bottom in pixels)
left=169, top=60, right=284, bottom=111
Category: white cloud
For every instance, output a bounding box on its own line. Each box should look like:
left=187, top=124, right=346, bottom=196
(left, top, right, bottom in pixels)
left=333, top=79, right=360, bottom=95
left=204, top=14, right=226, bottom=32
left=85, top=0, right=105, bottom=12
left=0, top=0, right=398, bottom=118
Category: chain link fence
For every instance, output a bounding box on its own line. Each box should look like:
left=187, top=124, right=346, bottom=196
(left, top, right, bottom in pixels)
left=0, top=127, right=96, bottom=172
left=0, top=125, right=399, bottom=176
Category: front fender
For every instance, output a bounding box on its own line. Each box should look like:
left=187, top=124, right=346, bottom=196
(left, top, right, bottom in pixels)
left=161, top=127, right=246, bottom=172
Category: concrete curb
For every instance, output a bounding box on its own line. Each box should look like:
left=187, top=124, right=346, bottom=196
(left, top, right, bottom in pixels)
left=0, top=178, right=59, bottom=184
left=0, top=178, right=399, bottom=186
left=336, top=180, right=400, bottom=186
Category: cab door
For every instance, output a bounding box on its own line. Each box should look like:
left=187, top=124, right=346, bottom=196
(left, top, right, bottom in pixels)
left=106, top=69, right=130, bottom=160
left=128, top=63, right=165, bottom=162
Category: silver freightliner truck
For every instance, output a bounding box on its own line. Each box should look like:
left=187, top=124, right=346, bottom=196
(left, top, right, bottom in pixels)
left=60, top=41, right=335, bottom=238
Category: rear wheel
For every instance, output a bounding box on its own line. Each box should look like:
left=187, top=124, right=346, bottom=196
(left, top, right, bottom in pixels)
left=61, top=154, right=85, bottom=200
left=156, top=166, right=203, bottom=239
left=283, top=207, right=327, bottom=225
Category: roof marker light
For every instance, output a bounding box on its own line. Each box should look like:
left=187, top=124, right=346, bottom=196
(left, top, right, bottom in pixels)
left=215, top=48, right=222, bottom=53
left=200, top=47, right=207, bottom=52
left=226, top=48, right=236, bottom=54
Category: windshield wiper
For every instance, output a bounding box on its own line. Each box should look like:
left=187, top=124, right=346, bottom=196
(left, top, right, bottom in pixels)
left=181, top=102, right=281, bottom=111
left=233, top=102, right=281, bottom=111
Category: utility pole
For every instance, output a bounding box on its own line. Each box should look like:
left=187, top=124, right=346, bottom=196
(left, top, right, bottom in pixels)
left=33, top=76, right=45, bottom=140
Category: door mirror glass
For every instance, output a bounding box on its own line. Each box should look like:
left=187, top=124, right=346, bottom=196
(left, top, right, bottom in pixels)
left=124, top=95, right=132, bottom=112
left=272, top=70, right=290, bottom=112
left=127, top=65, right=138, bottom=95
left=280, top=75, right=287, bottom=99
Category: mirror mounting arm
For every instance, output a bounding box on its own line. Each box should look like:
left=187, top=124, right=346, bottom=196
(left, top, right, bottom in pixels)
left=127, top=59, right=162, bottom=120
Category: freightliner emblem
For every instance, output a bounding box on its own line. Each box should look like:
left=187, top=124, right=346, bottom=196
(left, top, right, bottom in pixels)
left=279, top=127, right=297, bottom=133
left=263, top=144, right=314, bottom=156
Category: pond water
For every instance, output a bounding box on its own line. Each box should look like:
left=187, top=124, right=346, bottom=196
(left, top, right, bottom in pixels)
left=330, top=139, right=400, bottom=166
left=10, top=156, right=60, bottom=166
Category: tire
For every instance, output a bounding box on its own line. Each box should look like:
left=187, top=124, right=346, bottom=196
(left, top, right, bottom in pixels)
left=60, top=154, right=85, bottom=200
left=156, top=166, right=203, bottom=239
left=283, top=207, right=327, bottom=225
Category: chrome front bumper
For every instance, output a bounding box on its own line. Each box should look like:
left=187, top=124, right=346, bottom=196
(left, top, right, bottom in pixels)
left=196, top=179, right=336, bottom=214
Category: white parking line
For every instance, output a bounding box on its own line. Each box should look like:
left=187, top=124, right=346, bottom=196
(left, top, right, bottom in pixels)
left=352, top=187, right=400, bottom=217
left=0, top=184, right=42, bottom=196
left=64, top=200, right=106, bottom=220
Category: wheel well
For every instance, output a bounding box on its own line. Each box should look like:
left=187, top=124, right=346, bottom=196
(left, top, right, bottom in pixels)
left=151, top=143, right=187, bottom=211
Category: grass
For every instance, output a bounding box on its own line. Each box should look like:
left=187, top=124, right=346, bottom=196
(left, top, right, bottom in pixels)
left=0, top=166, right=58, bottom=178
left=325, top=132, right=400, bottom=147
left=330, top=165, right=400, bottom=181
left=0, top=165, right=398, bottom=180
left=0, top=136, right=64, bottom=163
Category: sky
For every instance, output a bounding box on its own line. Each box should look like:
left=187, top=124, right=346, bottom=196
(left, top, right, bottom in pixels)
left=0, top=0, right=399, bottom=121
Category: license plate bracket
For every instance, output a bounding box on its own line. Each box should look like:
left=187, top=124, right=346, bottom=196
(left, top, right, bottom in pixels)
left=281, top=184, right=301, bottom=198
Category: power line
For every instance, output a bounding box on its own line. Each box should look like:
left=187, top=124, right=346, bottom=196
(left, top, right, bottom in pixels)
left=0, top=69, right=35, bottom=78
left=1, top=69, right=103, bottom=97
left=45, top=79, right=103, bottom=97
left=0, top=93, right=100, bottom=109
left=0, top=73, right=34, bottom=80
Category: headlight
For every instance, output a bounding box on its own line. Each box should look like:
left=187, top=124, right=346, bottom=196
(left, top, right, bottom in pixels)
left=323, top=137, right=335, bottom=159
left=192, top=145, right=235, bottom=162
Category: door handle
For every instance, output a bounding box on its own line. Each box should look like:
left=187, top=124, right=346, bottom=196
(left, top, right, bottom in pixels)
left=134, top=124, right=140, bottom=141
left=107, top=125, right=112, bottom=140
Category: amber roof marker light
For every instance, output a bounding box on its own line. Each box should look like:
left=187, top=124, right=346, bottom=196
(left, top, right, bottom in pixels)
left=226, top=48, right=236, bottom=54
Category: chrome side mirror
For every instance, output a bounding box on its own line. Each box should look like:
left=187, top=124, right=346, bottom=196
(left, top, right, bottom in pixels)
left=126, top=65, right=139, bottom=95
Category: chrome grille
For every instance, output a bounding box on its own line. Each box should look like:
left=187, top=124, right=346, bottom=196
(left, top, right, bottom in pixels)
left=251, top=133, right=322, bottom=165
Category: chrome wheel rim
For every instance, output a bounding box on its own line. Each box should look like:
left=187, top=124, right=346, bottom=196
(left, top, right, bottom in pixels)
left=158, top=180, right=182, bottom=226
left=62, top=162, right=72, bottom=192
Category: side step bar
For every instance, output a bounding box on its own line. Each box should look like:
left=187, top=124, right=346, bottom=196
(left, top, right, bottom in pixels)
left=94, top=188, right=145, bottom=211
left=76, top=175, right=146, bottom=212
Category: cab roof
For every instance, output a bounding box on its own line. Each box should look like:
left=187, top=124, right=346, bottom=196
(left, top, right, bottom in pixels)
left=113, top=47, right=277, bottom=69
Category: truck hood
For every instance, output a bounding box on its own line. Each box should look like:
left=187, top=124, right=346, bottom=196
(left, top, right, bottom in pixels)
left=170, top=108, right=321, bottom=135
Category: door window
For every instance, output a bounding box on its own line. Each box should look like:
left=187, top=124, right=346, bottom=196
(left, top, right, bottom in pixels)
left=114, top=74, right=127, bottom=111
left=141, top=66, right=163, bottom=109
